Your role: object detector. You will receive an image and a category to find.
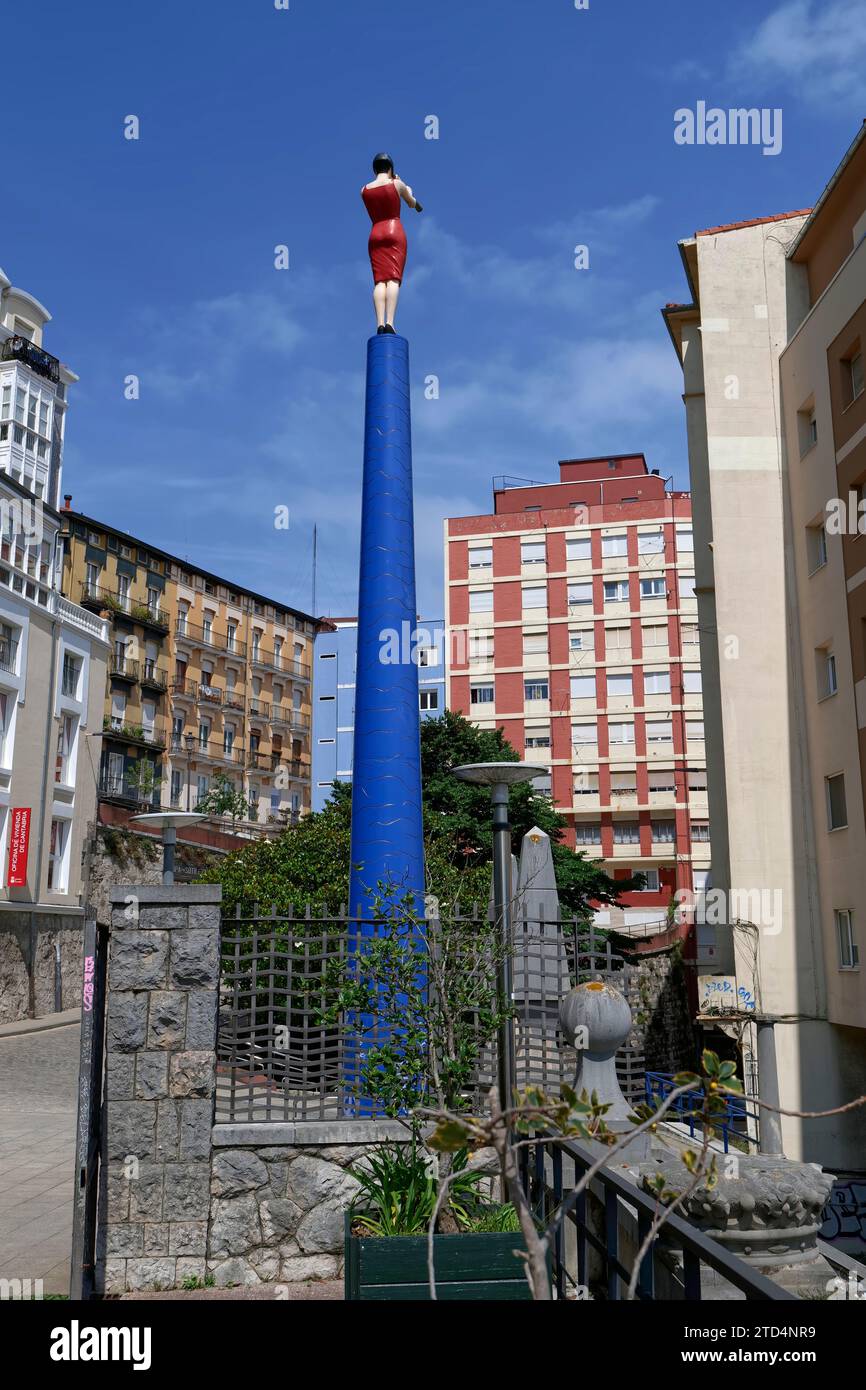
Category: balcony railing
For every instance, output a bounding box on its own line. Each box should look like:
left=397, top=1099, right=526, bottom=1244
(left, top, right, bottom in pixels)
left=270, top=705, right=310, bottom=731
left=174, top=619, right=247, bottom=658
left=175, top=737, right=245, bottom=766
left=103, top=718, right=167, bottom=749
left=250, top=650, right=311, bottom=680
left=246, top=750, right=281, bottom=773
left=0, top=638, right=19, bottom=675
left=222, top=690, right=244, bottom=712
left=109, top=654, right=140, bottom=681
left=98, top=770, right=161, bottom=811
left=171, top=680, right=196, bottom=700
left=249, top=699, right=271, bottom=720
left=197, top=682, right=224, bottom=706
left=140, top=662, right=168, bottom=690
left=81, top=582, right=169, bottom=631
left=1, top=334, right=61, bottom=384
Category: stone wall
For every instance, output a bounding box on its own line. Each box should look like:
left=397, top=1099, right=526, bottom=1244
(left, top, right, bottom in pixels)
left=98, top=885, right=222, bottom=1295
left=0, top=912, right=84, bottom=1024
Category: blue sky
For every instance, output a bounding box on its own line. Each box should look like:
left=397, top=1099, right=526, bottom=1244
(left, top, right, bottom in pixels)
left=5, top=0, right=864, bottom=617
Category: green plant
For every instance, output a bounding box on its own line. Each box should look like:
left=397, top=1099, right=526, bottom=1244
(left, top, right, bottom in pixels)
left=180, top=1274, right=204, bottom=1290
left=349, top=1143, right=484, bottom=1237
left=196, top=770, right=249, bottom=825
left=468, top=1203, right=521, bottom=1234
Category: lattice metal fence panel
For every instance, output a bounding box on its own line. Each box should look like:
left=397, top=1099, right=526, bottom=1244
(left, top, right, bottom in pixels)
left=216, top=908, right=646, bottom=1123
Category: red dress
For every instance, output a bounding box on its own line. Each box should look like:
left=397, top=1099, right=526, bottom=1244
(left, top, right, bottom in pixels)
left=362, top=181, right=407, bottom=284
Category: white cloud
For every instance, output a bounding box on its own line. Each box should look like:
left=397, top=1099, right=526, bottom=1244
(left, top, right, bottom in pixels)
left=729, top=0, right=866, bottom=104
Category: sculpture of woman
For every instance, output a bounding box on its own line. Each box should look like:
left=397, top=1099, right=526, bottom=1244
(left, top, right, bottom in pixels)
left=361, top=153, right=423, bottom=334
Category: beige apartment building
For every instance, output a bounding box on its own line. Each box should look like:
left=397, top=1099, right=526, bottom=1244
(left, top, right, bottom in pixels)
left=60, top=508, right=317, bottom=827
left=664, top=126, right=866, bottom=1167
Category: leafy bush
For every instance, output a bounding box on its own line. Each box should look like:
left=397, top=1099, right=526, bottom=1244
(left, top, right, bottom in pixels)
left=349, top=1143, right=484, bottom=1237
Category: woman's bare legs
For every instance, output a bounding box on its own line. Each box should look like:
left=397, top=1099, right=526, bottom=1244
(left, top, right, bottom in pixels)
left=384, top=280, right=400, bottom=328
left=373, top=282, right=387, bottom=328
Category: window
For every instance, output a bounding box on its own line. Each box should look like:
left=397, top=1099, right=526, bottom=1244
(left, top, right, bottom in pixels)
left=170, top=770, right=183, bottom=806
left=816, top=648, right=837, bottom=700
left=652, top=820, right=675, bottom=842
left=604, top=581, right=629, bottom=603
left=642, top=623, right=667, bottom=648
left=570, top=675, right=595, bottom=699
left=521, top=540, right=546, bottom=566
left=62, top=652, right=79, bottom=699
left=533, top=774, right=552, bottom=796
left=574, top=771, right=599, bottom=795
left=646, top=719, right=672, bottom=743
left=419, top=689, right=439, bottom=711
left=602, top=534, right=628, bottom=558
left=613, top=822, right=640, bottom=844
left=836, top=910, right=859, bottom=970
left=686, top=720, right=705, bottom=743
left=644, top=669, right=670, bottom=695
left=526, top=730, right=551, bottom=749
left=523, top=630, right=548, bottom=655
left=522, top=585, right=547, bottom=610
left=417, top=645, right=439, bottom=667
left=688, top=767, right=707, bottom=791
left=110, top=691, right=126, bottom=730
left=682, top=670, right=702, bottom=694
left=608, top=721, right=634, bottom=745
left=470, top=588, right=494, bottom=612
left=470, top=632, right=494, bottom=660
left=681, top=623, right=699, bottom=646
left=807, top=522, right=828, bottom=573
left=525, top=679, right=549, bottom=701
left=47, top=819, right=69, bottom=891
left=638, top=869, right=660, bottom=892
left=648, top=770, right=675, bottom=793
left=826, top=773, right=848, bottom=830
left=606, top=627, right=630, bottom=651
left=198, top=719, right=210, bottom=749
left=226, top=623, right=237, bottom=652
left=197, top=775, right=210, bottom=804
left=568, top=583, right=592, bottom=607
left=470, top=683, right=494, bottom=705
left=691, top=822, right=711, bottom=842
left=607, top=673, right=632, bottom=697
left=55, top=715, right=76, bottom=784
left=640, top=578, right=666, bottom=599
left=569, top=630, right=591, bottom=651
left=469, top=546, right=493, bottom=569
left=845, top=349, right=865, bottom=405
left=223, top=726, right=235, bottom=754
left=676, top=527, right=694, bottom=553
left=574, top=824, right=601, bottom=845
left=638, top=531, right=664, bottom=554
left=566, top=537, right=591, bottom=562
left=611, top=771, right=636, bottom=794
left=571, top=721, right=597, bottom=745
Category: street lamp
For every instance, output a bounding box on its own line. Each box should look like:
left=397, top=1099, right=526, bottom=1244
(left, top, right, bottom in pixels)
left=183, top=731, right=195, bottom=811
left=130, top=811, right=205, bottom=886
left=452, top=761, right=548, bottom=1117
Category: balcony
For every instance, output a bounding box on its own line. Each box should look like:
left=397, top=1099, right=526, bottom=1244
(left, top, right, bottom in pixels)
left=109, top=654, right=140, bottom=682
left=171, top=680, right=196, bottom=702
left=271, top=705, right=310, bottom=732
left=140, top=662, right=169, bottom=691
left=180, top=738, right=245, bottom=767
left=80, top=582, right=169, bottom=632
left=103, top=717, right=167, bottom=751
left=197, top=681, right=224, bottom=708
left=174, top=619, right=246, bottom=658
left=249, top=699, right=271, bottom=721
left=1, top=334, right=61, bottom=385
left=98, top=770, right=161, bottom=812
left=250, top=650, right=311, bottom=681
left=222, top=690, right=244, bottom=713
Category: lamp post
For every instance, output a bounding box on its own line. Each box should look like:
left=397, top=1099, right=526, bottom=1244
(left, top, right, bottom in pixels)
left=184, top=732, right=194, bottom=811
left=452, top=761, right=548, bottom=1117
left=130, top=811, right=205, bottom=886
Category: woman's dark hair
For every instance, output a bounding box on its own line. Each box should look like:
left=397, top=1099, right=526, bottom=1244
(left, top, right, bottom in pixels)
left=372, top=152, right=394, bottom=175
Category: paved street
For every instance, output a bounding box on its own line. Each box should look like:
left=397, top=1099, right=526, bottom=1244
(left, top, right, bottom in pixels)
left=0, top=1019, right=81, bottom=1296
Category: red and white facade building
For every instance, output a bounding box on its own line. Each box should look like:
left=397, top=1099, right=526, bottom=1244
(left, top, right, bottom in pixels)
left=444, top=454, right=709, bottom=936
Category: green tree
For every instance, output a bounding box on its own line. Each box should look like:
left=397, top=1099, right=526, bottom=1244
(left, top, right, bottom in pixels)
left=201, top=711, right=636, bottom=917
left=195, top=771, right=249, bottom=827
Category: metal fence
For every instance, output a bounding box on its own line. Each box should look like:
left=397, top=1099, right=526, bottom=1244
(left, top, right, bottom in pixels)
left=216, top=906, right=643, bottom=1124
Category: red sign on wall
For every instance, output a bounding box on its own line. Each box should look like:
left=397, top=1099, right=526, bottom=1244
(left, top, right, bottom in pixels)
left=7, top=807, right=31, bottom=887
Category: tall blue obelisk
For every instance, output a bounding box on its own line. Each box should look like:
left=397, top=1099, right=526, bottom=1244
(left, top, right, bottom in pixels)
left=348, top=333, right=424, bottom=920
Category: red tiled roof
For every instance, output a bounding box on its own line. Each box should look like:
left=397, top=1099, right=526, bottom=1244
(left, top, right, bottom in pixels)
left=696, top=210, right=811, bottom=237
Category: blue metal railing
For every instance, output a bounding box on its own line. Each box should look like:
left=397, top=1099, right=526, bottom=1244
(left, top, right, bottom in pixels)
left=520, top=1133, right=794, bottom=1301
left=645, top=1071, right=760, bottom=1154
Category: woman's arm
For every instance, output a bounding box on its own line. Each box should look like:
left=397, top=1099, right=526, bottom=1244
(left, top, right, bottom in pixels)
left=395, top=177, right=422, bottom=211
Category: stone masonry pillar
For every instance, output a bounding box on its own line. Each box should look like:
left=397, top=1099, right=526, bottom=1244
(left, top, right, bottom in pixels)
left=99, top=885, right=222, bottom=1295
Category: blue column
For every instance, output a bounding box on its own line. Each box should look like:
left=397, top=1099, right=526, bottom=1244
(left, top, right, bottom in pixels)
left=349, top=333, right=425, bottom=920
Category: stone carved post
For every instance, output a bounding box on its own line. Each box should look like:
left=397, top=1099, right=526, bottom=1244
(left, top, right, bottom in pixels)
left=99, top=885, right=221, bottom=1295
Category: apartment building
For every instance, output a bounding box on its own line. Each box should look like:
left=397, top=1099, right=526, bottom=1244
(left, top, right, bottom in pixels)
left=0, top=275, right=109, bottom=1019
left=663, top=123, right=866, bottom=1166
left=312, top=617, right=446, bottom=811
left=61, top=508, right=318, bottom=827
left=444, top=457, right=708, bottom=940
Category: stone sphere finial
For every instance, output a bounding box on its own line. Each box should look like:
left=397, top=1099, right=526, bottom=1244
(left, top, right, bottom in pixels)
left=559, top=981, right=633, bottom=1122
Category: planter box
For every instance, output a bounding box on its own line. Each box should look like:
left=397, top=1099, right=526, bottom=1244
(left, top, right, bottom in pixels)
left=344, top=1214, right=535, bottom=1300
